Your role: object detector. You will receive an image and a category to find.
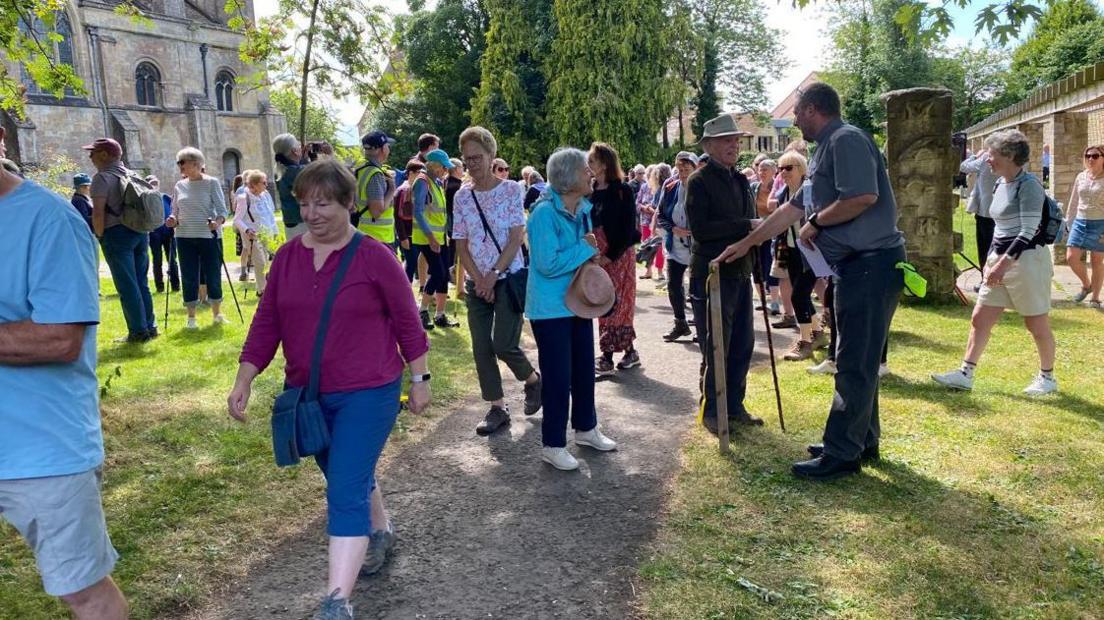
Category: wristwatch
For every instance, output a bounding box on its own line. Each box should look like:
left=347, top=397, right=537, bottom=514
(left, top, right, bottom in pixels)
left=491, top=267, right=502, bottom=276
left=411, top=373, right=431, bottom=384
left=808, top=212, right=824, bottom=231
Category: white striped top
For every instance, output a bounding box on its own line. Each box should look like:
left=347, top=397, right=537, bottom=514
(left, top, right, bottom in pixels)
left=172, top=176, right=228, bottom=239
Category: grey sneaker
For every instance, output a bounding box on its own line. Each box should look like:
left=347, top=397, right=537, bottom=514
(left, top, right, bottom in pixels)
left=314, top=589, right=354, bottom=620
left=1073, top=287, right=1091, bottom=303
left=523, top=374, right=542, bottom=415
left=361, top=524, right=395, bottom=576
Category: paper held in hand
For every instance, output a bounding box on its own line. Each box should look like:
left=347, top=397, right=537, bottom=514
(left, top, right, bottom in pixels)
left=798, top=241, right=837, bottom=278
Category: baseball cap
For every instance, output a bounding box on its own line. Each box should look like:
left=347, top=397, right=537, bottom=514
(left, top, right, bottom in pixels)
left=675, top=151, right=699, bottom=166
left=425, top=149, right=455, bottom=169
left=81, top=138, right=122, bottom=158
left=72, top=173, right=92, bottom=187
left=361, top=130, right=396, bottom=149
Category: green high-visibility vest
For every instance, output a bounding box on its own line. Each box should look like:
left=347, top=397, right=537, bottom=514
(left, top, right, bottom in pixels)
left=411, top=173, right=447, bottom=246
left=355, top=162, right=395, bottom=243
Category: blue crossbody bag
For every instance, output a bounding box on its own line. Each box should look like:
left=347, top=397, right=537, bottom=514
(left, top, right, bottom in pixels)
left=271, top=233, right=364, bottom=467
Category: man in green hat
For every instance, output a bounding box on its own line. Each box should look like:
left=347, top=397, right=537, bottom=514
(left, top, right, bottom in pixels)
left=686, top=113, right=765, bottom=434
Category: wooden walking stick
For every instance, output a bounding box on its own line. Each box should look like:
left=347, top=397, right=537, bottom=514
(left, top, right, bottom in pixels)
left=751, top=254, right=786, bottom=432
left=708, top=264, right=731, bottom=454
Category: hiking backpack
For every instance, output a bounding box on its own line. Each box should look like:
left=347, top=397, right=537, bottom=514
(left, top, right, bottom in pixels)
left=111, top=172, right=167, bottom=233
left=1004, top=177, right=1066, bottom=245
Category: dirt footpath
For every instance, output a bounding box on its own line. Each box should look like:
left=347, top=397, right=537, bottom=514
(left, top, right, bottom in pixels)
left=200, top=283, right=789, bottom=620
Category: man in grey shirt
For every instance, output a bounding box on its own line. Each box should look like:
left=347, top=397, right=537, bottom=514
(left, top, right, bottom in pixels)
left=713, top=82, right=906, bottom=481
left=960, top=148, right=997, bottom=265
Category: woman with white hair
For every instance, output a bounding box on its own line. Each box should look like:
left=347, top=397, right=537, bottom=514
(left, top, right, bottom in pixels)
left=234, top=169, right=279, bottom=297
left=272, top=133, right=308, bottom=239
left=932, top=129, right=1058, bottom=395
left=526, top=147, right=617, bottom=471
left=165, top=147, right=229, bottom=328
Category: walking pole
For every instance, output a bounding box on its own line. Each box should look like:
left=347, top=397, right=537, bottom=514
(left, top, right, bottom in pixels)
left=210, top=220, right=244, bottom=322
left=707, top=264, right=730, bottom=454
left=163, top=235, right=174, bottom=330
left=751, top=251, right=786, bottom=432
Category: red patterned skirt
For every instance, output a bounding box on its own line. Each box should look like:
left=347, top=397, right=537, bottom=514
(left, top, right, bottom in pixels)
left=596, top=228, right=637, bottom=353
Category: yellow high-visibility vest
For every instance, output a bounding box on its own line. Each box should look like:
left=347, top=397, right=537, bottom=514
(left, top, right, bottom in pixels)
left=410, top=173, right=447, bottom=245
left=355, top=162, right=395, bottom=243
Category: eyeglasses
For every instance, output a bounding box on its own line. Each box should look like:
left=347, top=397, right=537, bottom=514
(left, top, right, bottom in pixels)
left=778, top=165, right=796, bottom=172
left=1085, top=153, right=1102, bottom=160
left=176, top=160, right=188, bottom=166
left=495, top=166, right=509, bottom=172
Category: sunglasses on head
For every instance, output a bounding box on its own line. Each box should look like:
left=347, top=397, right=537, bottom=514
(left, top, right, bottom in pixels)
left=1085, top=153, right=1102, bottom=160
left=778, top=165, right=796, bottom=172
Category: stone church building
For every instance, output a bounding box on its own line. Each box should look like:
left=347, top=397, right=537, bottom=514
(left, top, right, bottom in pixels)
left=1, top=0, right=286, bottom=190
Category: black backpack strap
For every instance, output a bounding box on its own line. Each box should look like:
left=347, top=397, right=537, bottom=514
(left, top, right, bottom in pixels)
left=306, top=233, right=364, bottom=400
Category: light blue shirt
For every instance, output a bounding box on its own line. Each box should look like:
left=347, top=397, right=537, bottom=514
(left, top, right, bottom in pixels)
left=525, top=189, right=597, bottom=320
left=0, top=180, right=102, bottom=479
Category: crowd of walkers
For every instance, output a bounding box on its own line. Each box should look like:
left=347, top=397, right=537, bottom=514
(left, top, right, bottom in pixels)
left=3, top=80, right=1102, bottom=620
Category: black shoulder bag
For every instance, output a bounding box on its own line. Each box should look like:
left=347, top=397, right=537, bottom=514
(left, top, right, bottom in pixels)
left=271, top=232, right=364, bottom=467
left=470, top=188, right=529, bottom=314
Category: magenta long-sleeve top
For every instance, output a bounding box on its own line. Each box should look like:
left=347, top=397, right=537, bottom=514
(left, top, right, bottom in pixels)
left=240, top=235, right=430, bottom=393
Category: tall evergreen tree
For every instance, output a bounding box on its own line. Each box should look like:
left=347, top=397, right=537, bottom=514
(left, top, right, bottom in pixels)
left=691, top=40, right=720, bottom=139
left=546, top=0, right=671, bottom=164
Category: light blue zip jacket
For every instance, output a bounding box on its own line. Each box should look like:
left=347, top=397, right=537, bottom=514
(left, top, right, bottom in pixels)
left=525, top=189, right=598, bottom=320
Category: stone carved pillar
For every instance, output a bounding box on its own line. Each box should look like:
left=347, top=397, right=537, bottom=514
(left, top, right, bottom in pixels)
left=1017, top=122, right=1044, bottom=178
left=882, top=88, right=958, bottom=301
left=1045, top=112, right=1088, bottom=264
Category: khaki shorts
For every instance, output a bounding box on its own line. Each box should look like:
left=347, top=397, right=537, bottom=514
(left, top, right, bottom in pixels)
left=977, top=247, right=1053, bottom=317
left=0, top=468, right=119, bottom=596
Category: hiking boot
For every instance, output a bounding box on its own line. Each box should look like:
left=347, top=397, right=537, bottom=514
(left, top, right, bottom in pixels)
left=1023, top=373, right=1058, bottom=396
left=314, top=589, right=354, bottom=620
left=663, top=321, right=692, bottom=342
left=931, top=369, right=973, bottom=391
left=523, top=374, right=542, bottom=415
left=783, top=340, right=814, bottom=361
left=361, top=524, right=395, bottom=576
left=541, top=447, right=579, bottom=471
left=772, top=315, right=797, bottom=329
left=434, top=314, right=459, bottom=328
left=595, top=356, right=616, bottom=376
left=420, top=310, right=434, bottom=331
left=811, top=329, right=829, bottom=350
left=475, top=406, right=510, bottom=436
left=575, top=426, right=617, bottom=451
left=807, top=359, right=837, bottom=375
left=617, top=349, right=641, bottom=370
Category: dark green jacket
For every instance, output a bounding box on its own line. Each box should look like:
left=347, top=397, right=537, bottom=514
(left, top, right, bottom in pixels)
left=685, top=159, right=756, bottom=280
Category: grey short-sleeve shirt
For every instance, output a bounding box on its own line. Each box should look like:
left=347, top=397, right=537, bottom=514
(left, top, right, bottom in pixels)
left=90, top=162, right=128, bottom=229
left=802, top=119, right=905, bottom=265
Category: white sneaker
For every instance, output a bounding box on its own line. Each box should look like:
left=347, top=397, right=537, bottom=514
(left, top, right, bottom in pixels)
left=213, top=314, right=229, bottom=325
left=931, top=369, right=973, bottom=391
left=807, top=359, right=837, bottom=375
left=541, top=447, right=579, bottom=471
left=575, top=427, right=617, bottom=451
left=878, top=363, right=890, bottom=378
left=185, top=317, right=198, bottom=330
left=1023, top=374, right=1058, bottom=396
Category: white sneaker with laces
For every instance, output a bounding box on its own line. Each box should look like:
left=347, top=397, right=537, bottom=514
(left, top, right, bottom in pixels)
left=541, top=447, right=579, bottom=471
left=931, top=369, right=973, bottom=391
left=185, top=317, right=199, bottom=330
left=878, top=363, right=890, bottom=378
left=1023, top=374, right=1058, bottom=396
left=575, top=427, right=617, bottom=451
left=807, top=359, right=837, bottom=375
left=213, top=314, right=229, bottom=325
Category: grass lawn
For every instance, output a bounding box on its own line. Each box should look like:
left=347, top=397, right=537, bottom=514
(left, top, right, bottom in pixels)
left=0, top=237, right=478, bottom=619
left=640, top=301, right=1104, bottom=619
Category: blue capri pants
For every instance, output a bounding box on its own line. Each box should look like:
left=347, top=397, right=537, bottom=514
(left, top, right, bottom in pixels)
left=314, top=376, right=403, bottom=537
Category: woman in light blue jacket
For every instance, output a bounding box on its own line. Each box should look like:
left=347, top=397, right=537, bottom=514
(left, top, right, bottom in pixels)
left=526, top=148, right=618, bottom=471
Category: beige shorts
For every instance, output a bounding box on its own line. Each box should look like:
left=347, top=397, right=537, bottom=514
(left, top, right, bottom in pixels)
left=977, top=247, right=1053, bottom=316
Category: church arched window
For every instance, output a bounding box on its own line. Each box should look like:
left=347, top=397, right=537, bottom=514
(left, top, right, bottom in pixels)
left=215, top=70, right=235, bottom=112
left=19, top=13, right=78, bottom=96
left=135, top=62, right=161, bottom=107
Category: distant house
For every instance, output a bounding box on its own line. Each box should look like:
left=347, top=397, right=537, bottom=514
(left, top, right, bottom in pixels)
left=771, top=71, right=821, bottom=120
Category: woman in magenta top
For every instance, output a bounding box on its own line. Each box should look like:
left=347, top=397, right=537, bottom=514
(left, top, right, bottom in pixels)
left=227, top=159, right=430, bottom=620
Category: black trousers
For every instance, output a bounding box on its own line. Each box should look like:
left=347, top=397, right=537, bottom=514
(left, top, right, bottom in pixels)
left=786, top=258, right=818, bottom=324
left=825, top=279, right=887, bottom=364
left=690, top=275, right=753, bottom=421
left=975, top=215, right=995, bottom=265
left=822, top=246, right=904, bottom=461
left=666, top=259, right=688, bottom=323
left=149, top=229, right=179, bottom=291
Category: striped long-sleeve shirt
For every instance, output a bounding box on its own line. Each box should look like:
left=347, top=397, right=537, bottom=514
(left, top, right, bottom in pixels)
left=990, top=170, right=1044, bottom=259
left=172, top=176, right=228, bottom=239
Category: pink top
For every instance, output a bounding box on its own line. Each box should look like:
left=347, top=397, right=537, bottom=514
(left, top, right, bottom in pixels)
left=240, top=235, right=429, bottom=393
left=451, top=180, right=527, bottom=278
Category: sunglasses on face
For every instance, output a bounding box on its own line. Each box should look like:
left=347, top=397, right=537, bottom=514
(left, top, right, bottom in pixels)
left=778, top=165, right=796, bottom=172
left=177, top=160, right=188, bottom=166
left=495, top=166, right=509, bottom=172
left=1085, top=153, right=1102, bottom=160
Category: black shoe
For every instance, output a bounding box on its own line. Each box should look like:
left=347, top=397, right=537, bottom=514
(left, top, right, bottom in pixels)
left=702, top=413, right=764, bottom=435
left=806, top=443, right=880, bottom=462
left=420, top=310, right=435, bottom=331
left=476, top=406, right=510, bottom=436
left=115, top=332, right=150, bottom=344
left=523, top=374, right=542, bottom=415
left=155, top=284, right=165, bottom=294
left=434, top=314, right=459, bottom=328
left=171, top=285, right=181, bottom=293
left=146, top=328, right=160, bottom=340
left=792, top=455, right=861, bottom=481
left=663, top=321, right=692, bottom=342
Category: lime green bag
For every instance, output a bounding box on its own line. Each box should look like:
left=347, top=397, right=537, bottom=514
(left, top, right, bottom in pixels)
left=896, top=261, right=928, bottom=298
